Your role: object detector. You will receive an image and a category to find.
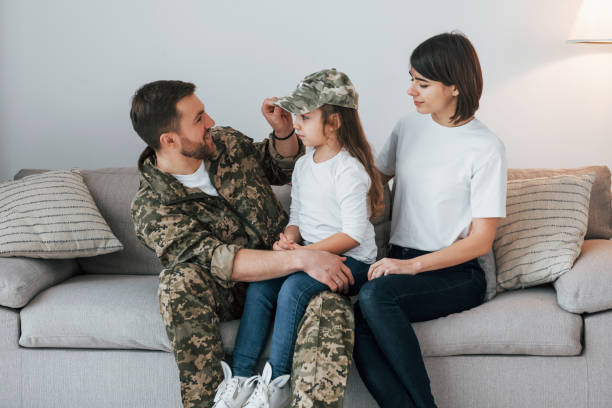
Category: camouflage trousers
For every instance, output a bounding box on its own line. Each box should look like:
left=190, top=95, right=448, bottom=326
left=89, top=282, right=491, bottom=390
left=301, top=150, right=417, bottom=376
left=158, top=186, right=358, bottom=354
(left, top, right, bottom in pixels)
left=158, top=262, right=355, bottom=408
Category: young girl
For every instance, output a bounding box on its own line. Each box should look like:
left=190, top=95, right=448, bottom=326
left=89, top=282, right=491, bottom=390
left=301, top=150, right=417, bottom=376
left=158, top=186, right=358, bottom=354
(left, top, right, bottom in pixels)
left=353, top=33, right=507, bottom=408
left=212, top=68, right=383, bottom=408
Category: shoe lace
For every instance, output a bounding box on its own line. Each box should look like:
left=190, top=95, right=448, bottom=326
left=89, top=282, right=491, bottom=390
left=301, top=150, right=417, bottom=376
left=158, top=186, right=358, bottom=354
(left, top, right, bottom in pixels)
left=213, top=377, right=241, bottom=405
left=243, top=377, right=269, bottom=408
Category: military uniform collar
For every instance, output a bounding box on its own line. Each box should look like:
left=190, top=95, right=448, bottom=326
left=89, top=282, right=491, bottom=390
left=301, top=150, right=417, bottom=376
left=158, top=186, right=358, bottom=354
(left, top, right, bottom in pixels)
left=138, top=144, right=223, bottom=205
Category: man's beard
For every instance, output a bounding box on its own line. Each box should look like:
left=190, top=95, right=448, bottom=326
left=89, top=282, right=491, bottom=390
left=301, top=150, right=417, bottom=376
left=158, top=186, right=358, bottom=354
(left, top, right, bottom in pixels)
left=180, top=135, right=215, bottom=160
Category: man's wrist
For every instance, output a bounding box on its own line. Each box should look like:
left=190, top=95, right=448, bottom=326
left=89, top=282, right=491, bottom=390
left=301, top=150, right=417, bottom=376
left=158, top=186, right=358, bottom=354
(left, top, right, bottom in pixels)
left=290, top=249, right=307, bottom=271
left=272, top=128, right=295, bottom=141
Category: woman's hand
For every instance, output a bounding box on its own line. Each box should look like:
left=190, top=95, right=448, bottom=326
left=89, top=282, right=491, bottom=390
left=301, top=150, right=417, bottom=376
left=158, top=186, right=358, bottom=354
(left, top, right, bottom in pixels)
left=368, top=257, right=422, bottom=280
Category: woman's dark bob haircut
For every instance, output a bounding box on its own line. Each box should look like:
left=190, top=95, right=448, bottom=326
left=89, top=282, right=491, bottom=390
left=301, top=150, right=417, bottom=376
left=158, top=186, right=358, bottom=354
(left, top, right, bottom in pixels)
left=410, top=32, right=483, bottom=124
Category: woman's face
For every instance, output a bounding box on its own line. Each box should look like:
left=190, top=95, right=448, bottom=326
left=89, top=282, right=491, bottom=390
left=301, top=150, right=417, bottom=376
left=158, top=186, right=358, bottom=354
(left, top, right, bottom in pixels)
left=407, top=67, right=458, bottom=119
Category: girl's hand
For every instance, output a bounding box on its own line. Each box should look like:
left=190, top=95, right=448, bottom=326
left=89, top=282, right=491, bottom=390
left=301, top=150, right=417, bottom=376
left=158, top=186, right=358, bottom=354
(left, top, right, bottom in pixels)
left=368, top=258, right=422, bottom=280
left=272, top=232, right=300, bottom=251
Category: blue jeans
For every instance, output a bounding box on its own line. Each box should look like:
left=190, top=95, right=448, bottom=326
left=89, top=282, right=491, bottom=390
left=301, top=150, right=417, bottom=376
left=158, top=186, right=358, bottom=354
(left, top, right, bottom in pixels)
left=232, top=256, right=370, bottom=379
left=353, top=246, right=486, bottom=408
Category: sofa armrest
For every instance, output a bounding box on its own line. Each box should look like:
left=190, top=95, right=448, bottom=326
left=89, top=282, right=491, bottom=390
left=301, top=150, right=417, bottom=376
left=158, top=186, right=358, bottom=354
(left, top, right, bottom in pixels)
left=584, top=310, right=612, bottom=407
left=0, top=257, right=80, bottom=308
left=554, top=239, right=612, bottom=313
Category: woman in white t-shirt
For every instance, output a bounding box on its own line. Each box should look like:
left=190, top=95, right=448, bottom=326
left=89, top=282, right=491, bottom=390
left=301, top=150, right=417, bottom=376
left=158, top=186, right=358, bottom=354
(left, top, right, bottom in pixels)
left=353, top=32, right=507, bottom=408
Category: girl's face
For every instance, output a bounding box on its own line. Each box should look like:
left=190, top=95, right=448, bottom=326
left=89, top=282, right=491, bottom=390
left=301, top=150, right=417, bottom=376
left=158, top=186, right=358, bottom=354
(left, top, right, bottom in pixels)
left=294, top=108, right=334, bottom=148
left=407, top=67, right=458, bottom=121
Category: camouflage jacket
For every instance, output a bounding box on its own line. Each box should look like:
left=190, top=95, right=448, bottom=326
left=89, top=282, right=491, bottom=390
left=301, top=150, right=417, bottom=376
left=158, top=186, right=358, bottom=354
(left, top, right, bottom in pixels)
left=131, top=126, right=303, bottom=288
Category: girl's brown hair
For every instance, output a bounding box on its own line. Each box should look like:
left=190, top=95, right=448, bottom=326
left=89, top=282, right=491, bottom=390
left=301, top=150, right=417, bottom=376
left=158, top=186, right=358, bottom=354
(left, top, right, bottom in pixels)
left=320, top=104, right=384, bottom=218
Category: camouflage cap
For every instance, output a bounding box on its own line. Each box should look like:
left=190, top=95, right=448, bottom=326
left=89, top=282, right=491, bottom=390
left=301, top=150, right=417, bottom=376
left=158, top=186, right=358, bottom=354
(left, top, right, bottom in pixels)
left=275, top=68, right=358, bottom=114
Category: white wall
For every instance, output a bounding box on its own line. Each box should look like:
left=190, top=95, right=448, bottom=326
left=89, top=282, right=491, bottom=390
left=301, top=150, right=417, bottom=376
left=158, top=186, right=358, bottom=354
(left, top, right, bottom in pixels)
left=1, top=0, right=611, bottom=181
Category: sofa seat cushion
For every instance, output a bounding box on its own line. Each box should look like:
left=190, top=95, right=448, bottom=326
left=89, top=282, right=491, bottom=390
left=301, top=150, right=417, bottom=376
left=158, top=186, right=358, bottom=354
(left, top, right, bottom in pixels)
left=18, top=273, right=273, bottom=356
left=221, top=287, right=581, bottom=358
left=412, top=286, right=582, bottom=357
left=19, top=277, right=582, bottom=357
left=20, top=274, right=171, bottom=351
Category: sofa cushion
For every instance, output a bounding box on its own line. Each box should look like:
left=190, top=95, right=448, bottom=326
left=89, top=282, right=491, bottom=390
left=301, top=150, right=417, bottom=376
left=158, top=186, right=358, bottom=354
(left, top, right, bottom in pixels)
left=555, top=239, right=612, bottom=313
left=0, top=257, right=79, bottom=308
left=223, top=287, right=582, bottom=358
left=19, top=274, right=171, bottom=350
left=16, top=168, right=163, bottom=275
left=1, top=170, right=123, bottom=258
left=494, top=174, right=594, bottom=292
left=413, top=286, right=582, bottom=357
left=19, top=276, right=581, bottom=357
left=508, top=166, right=612, bottom=240
left=18, top=273, right=262, bottom=355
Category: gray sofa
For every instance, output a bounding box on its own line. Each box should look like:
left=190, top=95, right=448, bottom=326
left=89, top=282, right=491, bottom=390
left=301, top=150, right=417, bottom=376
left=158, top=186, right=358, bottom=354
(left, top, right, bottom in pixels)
left=1, top=166, right=612, bottom=408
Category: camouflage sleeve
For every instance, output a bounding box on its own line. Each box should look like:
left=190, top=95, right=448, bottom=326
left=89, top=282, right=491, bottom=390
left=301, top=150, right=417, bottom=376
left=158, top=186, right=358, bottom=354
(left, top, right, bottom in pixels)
left=290, top=291, right=354, bottom=408
left=252, top=134, right=305, bottom=186
left=131, top=197, right=239, bottom=288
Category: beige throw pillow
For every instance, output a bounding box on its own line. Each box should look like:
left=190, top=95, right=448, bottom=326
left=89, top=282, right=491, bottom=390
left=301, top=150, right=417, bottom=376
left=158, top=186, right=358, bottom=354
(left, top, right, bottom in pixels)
left=0, top=170, right=123, bottom=258
left=508, top=166, right=611, bottom=239
left=494, top=174, right=594, bottom=292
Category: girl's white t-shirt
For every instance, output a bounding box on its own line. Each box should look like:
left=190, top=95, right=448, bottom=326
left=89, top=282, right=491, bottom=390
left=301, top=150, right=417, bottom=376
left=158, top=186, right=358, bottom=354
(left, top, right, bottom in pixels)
left=171, top=162, right=220, bottom=197
left=376, top=113, right=507, bottom=252
left=288, top=148, right=377, bottom=264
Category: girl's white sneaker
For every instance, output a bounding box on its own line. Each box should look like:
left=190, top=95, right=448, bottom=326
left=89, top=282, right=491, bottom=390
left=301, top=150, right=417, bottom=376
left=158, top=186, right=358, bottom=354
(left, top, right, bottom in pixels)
left=212, top=361, right=257, bottom=408
left=241, top=362, right=290, bottom=408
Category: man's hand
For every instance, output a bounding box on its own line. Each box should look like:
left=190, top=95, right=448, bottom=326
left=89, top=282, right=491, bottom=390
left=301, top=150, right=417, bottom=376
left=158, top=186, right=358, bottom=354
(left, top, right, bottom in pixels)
left=297, top=249, right=354, bottom=294
left=261, top=97, right=293, bottom=138
left=368, top=257, right=422, bottom=280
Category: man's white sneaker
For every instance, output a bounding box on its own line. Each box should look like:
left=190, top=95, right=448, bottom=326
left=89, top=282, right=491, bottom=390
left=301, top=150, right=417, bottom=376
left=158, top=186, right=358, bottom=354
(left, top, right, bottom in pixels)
left=212, top=361, right=256, bottom=408
left=241, top=362, right=290, bottom=408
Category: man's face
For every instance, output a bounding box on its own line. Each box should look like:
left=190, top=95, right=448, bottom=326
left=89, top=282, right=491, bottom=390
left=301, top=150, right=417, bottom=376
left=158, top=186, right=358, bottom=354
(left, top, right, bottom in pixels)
left=175, top=93, right=216, bottom=160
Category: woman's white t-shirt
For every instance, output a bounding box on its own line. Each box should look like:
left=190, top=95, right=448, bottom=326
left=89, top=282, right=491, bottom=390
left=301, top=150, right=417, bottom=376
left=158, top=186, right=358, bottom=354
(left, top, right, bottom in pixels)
left=288, top=148, right=377, bottom=264
left=376, top=113, right=507, bottom=252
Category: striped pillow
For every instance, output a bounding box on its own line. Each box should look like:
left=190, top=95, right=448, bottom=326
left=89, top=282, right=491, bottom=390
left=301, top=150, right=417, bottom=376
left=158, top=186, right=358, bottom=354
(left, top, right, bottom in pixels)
left=494, top=174, right=595, bottom=292
left=0, top=170, right=123, bottom=258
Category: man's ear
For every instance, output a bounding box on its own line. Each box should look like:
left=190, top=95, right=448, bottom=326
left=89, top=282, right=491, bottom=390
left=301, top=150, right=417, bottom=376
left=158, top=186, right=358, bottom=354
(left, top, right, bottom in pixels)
left=159, top=132, right=179, bottom=149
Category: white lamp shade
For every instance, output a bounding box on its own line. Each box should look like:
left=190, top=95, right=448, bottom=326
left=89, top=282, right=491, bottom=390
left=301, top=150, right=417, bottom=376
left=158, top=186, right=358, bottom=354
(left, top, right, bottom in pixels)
left=568, top=0, right=612, bottom=43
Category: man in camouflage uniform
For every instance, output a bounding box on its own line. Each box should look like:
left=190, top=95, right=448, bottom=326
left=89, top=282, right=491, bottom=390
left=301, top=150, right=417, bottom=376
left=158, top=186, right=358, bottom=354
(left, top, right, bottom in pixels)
left=129, top=80, right=354, bottom=408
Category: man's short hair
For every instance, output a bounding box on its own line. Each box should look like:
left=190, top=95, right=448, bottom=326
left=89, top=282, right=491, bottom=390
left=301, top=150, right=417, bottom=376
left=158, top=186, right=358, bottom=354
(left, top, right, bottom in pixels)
left=130, top=80, right=196, bottom=150
left=410, top=32, right=483, bottom=124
